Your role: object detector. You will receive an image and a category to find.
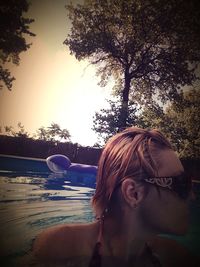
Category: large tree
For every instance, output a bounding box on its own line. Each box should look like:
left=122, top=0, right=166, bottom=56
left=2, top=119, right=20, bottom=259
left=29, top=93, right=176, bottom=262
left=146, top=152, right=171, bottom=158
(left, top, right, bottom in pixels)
left=64, top=0, right=200, bottom=129
left=0, top=0, right=35, bottom=90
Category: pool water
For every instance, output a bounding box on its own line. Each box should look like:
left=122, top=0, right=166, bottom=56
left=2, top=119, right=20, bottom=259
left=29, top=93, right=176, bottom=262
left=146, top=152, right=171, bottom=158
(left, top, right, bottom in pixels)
left=0, top=171, right=95, bottom=266
left=0, top=171, right=200, bottom=266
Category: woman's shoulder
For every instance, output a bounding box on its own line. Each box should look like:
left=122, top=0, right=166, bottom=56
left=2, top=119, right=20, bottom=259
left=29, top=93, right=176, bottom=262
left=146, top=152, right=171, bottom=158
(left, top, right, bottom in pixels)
left=149, top=235, right=199, bottom=267
left=33, top=222, right=98, bottom=264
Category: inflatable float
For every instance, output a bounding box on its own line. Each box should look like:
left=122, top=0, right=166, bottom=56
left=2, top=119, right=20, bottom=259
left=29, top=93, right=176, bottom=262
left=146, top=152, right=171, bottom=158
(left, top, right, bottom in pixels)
left=46, top=154, right=98, bottom=187
left=46, top=154, right=97, bottom=175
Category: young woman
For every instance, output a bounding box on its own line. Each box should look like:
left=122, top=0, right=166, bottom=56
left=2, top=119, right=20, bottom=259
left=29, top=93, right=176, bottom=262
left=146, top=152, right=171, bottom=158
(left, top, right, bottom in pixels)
left=33, top=127, right=197, bottom=267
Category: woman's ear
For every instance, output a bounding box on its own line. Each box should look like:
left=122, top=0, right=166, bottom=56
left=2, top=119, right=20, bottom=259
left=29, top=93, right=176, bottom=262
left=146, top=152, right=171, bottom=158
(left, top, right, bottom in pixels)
left=121, top=178, right=145, bottom=208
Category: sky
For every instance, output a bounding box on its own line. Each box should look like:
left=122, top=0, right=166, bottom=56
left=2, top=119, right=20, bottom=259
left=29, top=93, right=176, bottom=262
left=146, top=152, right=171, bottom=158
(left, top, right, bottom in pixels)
left=0, top=0, right=112, bottom=146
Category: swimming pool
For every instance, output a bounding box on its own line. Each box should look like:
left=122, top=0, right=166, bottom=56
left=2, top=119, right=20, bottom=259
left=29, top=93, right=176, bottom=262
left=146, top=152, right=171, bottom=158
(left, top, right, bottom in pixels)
left=0, top=158, right=200, bottom=266
left=0, top=168, right=96, bottom=266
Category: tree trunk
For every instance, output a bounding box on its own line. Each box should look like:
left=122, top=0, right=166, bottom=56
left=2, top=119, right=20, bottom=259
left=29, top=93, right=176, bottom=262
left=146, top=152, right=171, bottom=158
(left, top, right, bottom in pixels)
left=119, top=73, right=131, bottom=130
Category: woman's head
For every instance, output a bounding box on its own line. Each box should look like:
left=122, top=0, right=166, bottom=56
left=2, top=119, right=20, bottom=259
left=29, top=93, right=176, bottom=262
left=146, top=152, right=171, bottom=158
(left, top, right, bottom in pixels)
left=92, top=127, right=191, bottom=232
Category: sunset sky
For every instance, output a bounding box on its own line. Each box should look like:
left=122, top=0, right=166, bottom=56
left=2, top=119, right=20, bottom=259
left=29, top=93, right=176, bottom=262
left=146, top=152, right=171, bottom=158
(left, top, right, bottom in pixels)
left=0, top=0, right=112, bottom=146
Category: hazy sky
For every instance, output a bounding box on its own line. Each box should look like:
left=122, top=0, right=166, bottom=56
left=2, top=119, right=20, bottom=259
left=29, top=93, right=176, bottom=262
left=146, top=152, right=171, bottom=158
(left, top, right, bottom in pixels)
left=0, top=0, right=112, bottom=146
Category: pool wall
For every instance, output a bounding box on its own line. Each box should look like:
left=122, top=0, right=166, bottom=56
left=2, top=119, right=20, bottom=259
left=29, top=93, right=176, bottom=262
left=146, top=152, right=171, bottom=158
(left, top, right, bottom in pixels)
left=0, top=154, right=49, bottom=172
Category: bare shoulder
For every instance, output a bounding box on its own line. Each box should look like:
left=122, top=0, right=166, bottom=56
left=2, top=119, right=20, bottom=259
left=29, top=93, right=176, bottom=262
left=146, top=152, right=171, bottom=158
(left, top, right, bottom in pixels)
left=33, top=222, right=98, bottom=263
left=149, top=235, right=199, bottom=267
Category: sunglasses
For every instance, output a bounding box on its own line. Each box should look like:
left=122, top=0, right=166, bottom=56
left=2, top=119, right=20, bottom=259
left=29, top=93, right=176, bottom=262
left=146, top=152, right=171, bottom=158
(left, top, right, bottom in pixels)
left=144, top=172, right=192, bottom=200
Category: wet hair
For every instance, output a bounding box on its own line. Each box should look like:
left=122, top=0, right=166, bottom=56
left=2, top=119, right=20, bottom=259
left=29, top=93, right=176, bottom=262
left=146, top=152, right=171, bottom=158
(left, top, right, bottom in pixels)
left=92, top=127, right=172, bottom=217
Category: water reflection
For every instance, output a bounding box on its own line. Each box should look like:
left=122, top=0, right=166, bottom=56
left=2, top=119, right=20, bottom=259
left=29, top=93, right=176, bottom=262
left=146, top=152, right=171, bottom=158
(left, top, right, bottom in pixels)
left=0, top=169, right=96, bottom=202
left=0, top=170, right=95, bottom=263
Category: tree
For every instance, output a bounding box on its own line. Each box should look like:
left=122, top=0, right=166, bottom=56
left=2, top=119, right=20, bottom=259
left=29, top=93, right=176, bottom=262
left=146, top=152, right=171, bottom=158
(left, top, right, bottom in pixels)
left=92, top=97, right=139, bottom=145
left=4, top=122, right=29, bottom=138
left=1, top=122, right=71, bottom=143
left=36, top=123, right=71, bottom=142
left=138, top=87, right=200, bottom=158
left=64, top=0, right=200, bottom=129
left=0, top=0, right=35, bottom=90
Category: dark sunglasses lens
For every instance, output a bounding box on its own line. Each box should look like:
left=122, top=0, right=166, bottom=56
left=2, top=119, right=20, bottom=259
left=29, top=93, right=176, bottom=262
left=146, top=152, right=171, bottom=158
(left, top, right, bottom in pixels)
left=172, top=174, right=192, bottom=199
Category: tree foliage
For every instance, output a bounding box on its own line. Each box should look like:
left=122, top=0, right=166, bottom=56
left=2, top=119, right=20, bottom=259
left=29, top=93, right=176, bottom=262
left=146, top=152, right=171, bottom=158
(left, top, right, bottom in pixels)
left=65, top=0, right=200, bottom=128
left=1, top=122, right=71, bottom=143
left=92, top=97, right=139, bottom=145
left=4, top=122, right=29, bottom=138
left=138, top=88, right=200, bottom=158
left=0, top=0, right=35, bottom=90
left=36, top=123, right=71, bottom=142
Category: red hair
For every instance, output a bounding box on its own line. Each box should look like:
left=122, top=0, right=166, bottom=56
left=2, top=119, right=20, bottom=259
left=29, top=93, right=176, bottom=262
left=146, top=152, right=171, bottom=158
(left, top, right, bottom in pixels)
left=92, top=127, right=172, bottom=217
